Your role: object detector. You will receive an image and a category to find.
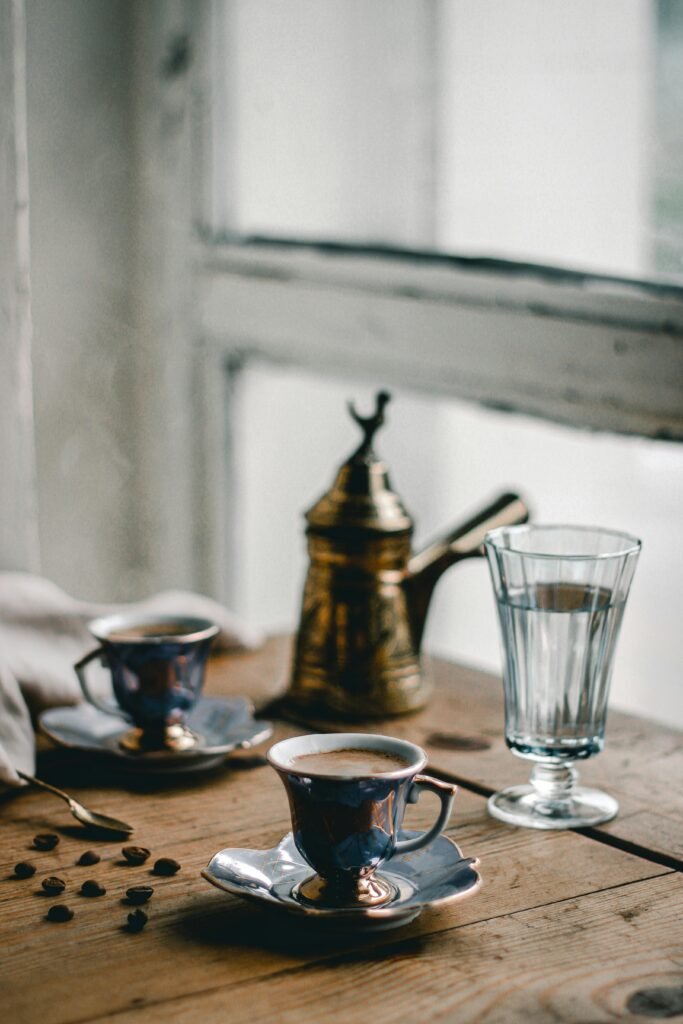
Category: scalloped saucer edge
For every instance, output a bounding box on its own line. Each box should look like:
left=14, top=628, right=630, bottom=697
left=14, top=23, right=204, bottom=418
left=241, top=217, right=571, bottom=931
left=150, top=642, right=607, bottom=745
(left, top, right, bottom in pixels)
left=202, top=830, right=481, bottom=930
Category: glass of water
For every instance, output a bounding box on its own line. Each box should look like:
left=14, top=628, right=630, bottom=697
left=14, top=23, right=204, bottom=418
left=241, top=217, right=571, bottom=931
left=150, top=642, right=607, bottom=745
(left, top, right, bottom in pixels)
left=484, top=524, right=641, bottom=829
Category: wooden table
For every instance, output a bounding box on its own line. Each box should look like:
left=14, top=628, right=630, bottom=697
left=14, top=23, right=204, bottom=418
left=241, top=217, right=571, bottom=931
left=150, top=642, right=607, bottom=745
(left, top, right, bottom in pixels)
left=1, top=636, right=682, bottom=1023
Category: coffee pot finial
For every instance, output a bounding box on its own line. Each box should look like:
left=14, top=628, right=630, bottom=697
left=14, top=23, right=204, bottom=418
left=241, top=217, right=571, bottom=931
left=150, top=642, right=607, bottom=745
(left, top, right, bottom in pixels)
left=347, top=390, right=391, bottom=459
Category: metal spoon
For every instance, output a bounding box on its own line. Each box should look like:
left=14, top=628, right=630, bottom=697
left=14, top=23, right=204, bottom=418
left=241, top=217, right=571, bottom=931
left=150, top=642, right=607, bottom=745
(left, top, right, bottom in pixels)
left=17, top=770, right=134, bottom=836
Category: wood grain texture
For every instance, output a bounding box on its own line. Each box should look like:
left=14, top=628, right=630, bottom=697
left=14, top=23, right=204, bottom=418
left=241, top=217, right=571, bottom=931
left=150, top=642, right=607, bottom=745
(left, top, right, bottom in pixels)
left=1, top=639, right=680, bottom=1023
left=0, top=749, right=671, bottom=1024
left=91, top=874, right=683, bottom=1024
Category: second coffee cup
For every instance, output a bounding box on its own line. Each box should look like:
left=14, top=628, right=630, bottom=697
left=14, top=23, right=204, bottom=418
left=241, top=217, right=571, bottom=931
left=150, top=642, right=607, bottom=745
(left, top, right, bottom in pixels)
left=267, top=732, right=457, bottom=907
left=75, top=614, right=219, bottom=752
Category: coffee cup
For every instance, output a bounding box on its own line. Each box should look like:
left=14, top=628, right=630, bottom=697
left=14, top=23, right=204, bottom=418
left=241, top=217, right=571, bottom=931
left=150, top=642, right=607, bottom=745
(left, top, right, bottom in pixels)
left=267, top=732, right=457, bottom=907
left=75, top=614, right=219, bottom=752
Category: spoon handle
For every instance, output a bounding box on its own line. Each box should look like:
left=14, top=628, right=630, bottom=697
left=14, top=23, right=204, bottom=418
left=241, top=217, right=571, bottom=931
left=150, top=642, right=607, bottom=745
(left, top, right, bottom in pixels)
left=16, top=770, right=71, bottom=804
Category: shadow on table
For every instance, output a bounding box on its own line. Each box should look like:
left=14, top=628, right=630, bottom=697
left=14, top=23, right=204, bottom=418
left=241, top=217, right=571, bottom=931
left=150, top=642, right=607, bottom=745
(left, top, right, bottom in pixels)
left=30, top=746, right=268, bottom=795
left=175, top=892, right=428, bottom=960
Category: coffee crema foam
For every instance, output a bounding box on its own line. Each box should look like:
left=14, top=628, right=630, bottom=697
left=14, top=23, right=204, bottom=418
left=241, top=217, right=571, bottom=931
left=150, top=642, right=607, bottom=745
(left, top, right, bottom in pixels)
left=288, top=748, right=412, bottom=777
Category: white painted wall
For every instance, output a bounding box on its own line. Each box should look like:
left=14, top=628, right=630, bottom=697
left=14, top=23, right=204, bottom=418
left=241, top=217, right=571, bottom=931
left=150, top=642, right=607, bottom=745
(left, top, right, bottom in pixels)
left=26, top=0, right=138, bottom=600
left=222, top=0, right=435, bottom=245
left=0, top=0, right=40, bottom=574
left=436, top=0, right=653, bottom=275
left=230, top=363, right=683, bottom=730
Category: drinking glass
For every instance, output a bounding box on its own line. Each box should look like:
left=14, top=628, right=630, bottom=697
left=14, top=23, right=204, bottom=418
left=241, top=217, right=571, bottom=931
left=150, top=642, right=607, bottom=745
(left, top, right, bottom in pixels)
left=484, top=525, right=641, bottom=829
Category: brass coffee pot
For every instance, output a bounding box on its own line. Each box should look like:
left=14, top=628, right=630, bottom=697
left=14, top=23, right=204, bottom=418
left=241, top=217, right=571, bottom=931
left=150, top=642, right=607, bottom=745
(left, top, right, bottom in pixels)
left=286, top=392, right=529, bottom=720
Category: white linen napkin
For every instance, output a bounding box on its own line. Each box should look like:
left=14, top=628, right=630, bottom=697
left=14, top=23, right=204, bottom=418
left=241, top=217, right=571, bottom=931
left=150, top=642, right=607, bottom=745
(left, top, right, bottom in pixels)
left=0, top=572, right=264, bottom=787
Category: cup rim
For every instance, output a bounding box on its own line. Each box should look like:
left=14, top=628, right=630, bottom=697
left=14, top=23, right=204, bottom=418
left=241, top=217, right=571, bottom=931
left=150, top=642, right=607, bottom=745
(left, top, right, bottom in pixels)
left=88, top=613, right=220, bottom=645
left=485, top=523, right=642, bottom=561
left=267, top=733, right=427, bottom=781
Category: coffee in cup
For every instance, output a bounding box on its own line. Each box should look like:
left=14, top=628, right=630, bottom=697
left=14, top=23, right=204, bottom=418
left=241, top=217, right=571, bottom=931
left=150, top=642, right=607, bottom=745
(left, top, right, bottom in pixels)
left=288, top=747, right=412, bottom=776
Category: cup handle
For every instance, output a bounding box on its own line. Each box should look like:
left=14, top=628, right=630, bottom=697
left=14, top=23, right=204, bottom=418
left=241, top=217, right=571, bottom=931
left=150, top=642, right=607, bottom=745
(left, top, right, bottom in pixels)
left=75, top=647, right=127, bottom=718
left=394, top=774, right=458, bottom=855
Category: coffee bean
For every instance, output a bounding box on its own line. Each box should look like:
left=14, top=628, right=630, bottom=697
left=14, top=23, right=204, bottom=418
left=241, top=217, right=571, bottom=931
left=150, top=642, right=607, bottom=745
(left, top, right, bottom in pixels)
left=33, top=833, right=59, bottom=851
left=152, top=858, right=180, bottom=877
left=122, top=846, right=150, bottom=866
left=41, top=876, right=66, bottom=896
left=77, top=850, right=100, bottom=866
left=80, top=879, right=106, bottom=898
left=13, top=862, right=36, bottom=879
left=47, top=904, right=73, bottom=922
left=127, top=908, right=148, bottom=932
left=126, top=885, right=153, bottom=905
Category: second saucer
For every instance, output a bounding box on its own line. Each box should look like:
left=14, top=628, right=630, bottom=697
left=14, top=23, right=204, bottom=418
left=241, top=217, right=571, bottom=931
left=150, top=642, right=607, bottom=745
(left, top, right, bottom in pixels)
left=40, top=695, right=273, bottom=774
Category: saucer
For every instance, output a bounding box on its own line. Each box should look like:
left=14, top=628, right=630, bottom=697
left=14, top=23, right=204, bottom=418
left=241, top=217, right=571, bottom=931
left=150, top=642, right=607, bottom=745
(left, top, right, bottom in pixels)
left=202, top=830, right=481, bottom=930
left=39, top=696, right=273, bottom=774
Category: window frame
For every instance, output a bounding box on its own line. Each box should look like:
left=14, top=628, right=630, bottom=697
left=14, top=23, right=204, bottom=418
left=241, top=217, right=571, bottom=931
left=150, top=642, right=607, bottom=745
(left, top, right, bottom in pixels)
left=196, top=234, right=683, bottom=440
left=135, top=0, right=683, bottom=599
left=193, top=0, right=682, bottom=443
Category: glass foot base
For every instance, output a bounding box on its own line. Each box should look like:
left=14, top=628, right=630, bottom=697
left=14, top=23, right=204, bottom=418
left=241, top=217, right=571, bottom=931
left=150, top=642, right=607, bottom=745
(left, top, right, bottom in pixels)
left=488, top=785, right=618, bottom=829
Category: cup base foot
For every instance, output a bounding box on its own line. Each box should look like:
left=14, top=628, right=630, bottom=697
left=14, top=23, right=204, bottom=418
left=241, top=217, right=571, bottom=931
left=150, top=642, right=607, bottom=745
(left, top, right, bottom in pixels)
left=118, top=724, right=202, bottom=754
left=488, top=785, right=618, bottom=829
left=293, top=872, right=397, bottom=909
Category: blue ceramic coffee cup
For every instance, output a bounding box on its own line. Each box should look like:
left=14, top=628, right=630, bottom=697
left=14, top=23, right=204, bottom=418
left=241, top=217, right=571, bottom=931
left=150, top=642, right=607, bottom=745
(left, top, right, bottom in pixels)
left=75, top=614, right=219, bottom=752
left=268, top=732, right=457, bottom=907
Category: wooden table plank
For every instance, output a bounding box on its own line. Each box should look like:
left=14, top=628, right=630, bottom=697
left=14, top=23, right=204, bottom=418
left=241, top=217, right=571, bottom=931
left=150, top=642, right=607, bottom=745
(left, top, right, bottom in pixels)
left=93, top=873, right=683, bottom=1024
left=0, top=737, right=672, bottom=1023
left=235, top=637, right=683, bottom=866
left=1, top=638, right=680, bottom=1024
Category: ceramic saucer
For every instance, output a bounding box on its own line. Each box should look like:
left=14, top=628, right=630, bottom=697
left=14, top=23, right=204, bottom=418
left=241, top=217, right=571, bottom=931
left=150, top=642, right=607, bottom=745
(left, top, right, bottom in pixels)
left=202, top=830, right=481, bottom=930
left=39, top=696, right=273, bottom=774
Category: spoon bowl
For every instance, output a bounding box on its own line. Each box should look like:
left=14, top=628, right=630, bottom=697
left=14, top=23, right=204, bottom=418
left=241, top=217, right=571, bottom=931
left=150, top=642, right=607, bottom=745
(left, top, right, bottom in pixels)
left=17, top=770, right=134, bottom=837
left=66, top=797, right=134, bottom=836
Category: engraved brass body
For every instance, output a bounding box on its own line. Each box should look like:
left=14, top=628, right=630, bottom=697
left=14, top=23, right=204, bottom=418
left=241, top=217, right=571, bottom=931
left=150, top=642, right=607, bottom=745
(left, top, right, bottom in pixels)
left=286, top=393, right=529, bottom=720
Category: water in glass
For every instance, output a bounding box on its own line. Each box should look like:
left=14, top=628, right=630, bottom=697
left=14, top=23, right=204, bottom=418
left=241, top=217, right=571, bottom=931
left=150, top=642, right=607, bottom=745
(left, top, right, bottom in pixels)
left=499, top=581, right=625, bottom=762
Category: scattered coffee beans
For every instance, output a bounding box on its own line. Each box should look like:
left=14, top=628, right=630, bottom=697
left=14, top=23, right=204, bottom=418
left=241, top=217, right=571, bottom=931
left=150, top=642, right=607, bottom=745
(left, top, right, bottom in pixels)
left=13, top=862, right=36, bottom=879
left=33, top=833, right=59, bottom=851
left=127, top=908, right=148, bottom=932
left=41, top=876, right=66, bottom=896
left=122, top=846, right=150, bottom=866
left=77, top=850, right=100, bottom=866
left=152, top=858, right=180, bottom=877
left=46, top=904, right=73, bottom=922
left=80, top=879, right=106, bottom=898
left=126, top=885, right=153, bottom=905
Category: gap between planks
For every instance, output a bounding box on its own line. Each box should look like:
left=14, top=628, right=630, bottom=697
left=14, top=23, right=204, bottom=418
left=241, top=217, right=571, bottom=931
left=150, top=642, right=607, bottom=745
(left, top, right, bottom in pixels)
left=425, top=765, right=683, bottom=874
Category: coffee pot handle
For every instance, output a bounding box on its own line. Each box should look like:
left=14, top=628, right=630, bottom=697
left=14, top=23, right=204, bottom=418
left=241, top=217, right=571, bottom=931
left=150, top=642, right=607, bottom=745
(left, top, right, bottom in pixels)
left=394, top=775, right=458, bottom=855
left=75, top=647, right=127, bottom=718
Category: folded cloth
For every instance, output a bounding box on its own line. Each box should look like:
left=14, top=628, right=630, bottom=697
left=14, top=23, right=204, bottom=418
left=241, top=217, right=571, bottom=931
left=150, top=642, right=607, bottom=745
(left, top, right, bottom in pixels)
left=0, top=573, right=264, bottom=788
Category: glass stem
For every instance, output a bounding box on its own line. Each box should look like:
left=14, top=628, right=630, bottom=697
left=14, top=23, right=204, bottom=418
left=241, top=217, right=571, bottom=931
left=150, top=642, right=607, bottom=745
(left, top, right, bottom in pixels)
left=530, top=762, right=577, bottom=811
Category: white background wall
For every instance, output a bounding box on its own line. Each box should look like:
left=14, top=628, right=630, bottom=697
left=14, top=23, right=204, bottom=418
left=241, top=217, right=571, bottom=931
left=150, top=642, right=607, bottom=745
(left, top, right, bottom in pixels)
left=222, top=0, right=655, bottom=277
left=436, top=0, right=652, bottom=273
left=26, top=0, right=138, bottom=600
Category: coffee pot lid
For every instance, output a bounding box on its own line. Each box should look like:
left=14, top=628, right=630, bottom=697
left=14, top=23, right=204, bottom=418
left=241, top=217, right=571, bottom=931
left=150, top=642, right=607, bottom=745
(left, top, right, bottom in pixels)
left=305, top=391, right=413, bottom=533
